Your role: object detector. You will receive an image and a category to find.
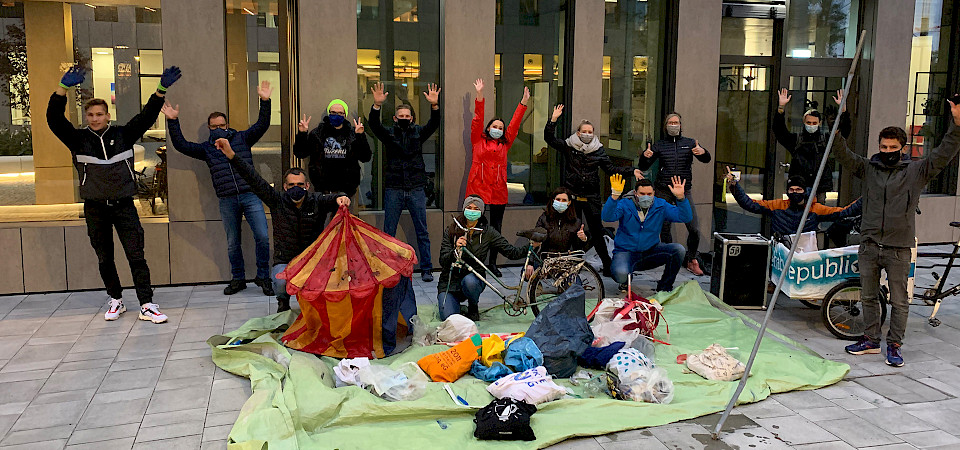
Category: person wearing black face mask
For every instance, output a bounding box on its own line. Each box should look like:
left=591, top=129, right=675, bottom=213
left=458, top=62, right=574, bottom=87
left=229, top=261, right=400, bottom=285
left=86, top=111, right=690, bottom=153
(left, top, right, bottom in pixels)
left=216, top=138, right=350, bottom=313
left=164, top=81, right=274, bottom=297
left=366, top=81, right=442, bottom=282
left=293, top=99, right=372, bottom=203
left=835, top=99, right=960, bottom=368
left=725, top=169, right=861, bottom=236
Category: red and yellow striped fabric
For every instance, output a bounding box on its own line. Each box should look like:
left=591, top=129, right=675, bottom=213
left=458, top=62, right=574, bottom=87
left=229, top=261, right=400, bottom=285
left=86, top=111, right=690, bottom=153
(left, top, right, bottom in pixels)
left=278, top=206, right=417, bottom=358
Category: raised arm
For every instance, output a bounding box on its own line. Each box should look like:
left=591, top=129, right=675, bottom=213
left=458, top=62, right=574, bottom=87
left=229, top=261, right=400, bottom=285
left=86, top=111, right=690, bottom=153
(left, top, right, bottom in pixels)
left=220, top=139, right=281, bottom=209
left=162, top=103, right=207, bottom=160
left=46, top=93, right=77, bottom=147
left=818, top=197, right=862, bottom=222
left=241, top=82, right=273, bottom=146
left=367, top=104, right=392, bottom=144
left=919, top=101, right=960, bottom=182
left=774, top=88, right=799, bottom=151
left=729, top=180, right=773, bottom=215
left=123, top=66, right=180, bottom=143
left=662, top=177, right=692, bottom=223
left=544, top=105, right=568, bottom=151
left=600, top=196, right=624, bottom=223
left=471, top=97, right=485, bottom=146
left=419, top=83, right=441, bottom=142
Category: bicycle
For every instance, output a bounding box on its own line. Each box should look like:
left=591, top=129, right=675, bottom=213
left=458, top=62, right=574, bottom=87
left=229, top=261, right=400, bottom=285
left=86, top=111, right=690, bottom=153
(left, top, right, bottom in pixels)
left=447, top=227, right=605, bottom=318
left=912, top=221, right=960, bottom=327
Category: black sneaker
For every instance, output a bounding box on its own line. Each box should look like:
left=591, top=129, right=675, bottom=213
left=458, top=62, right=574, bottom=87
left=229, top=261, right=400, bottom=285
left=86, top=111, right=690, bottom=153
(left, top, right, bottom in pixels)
left=618, top=283, right=628, bottom=292
left=489, top=267, right=503, bottom=278
left=421, top=271, right=434, bottom=282
left=254, top=278, right=275, bottom=296
left=277, top=297, right=290, bottom=313
left=466, top=304, right=480, bottom=322
left=223, top=279, right=246, bottom=295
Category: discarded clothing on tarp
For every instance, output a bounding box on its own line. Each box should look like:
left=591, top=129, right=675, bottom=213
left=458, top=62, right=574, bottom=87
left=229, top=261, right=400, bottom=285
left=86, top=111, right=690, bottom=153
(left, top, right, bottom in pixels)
left=278, top=206, right=417, bottom=358
left=578, top=342, right=626, bottom=369
left=503, top=337, right=543, bottom=372
left=686, top=343, right=747, bottom=381
left=474, top=398, right=538, bottom=441
left=487, top=366, right=566, bottom=405
left=526, top=284, right=593, bottom=377
left=470, top=360, right=513, bottom=382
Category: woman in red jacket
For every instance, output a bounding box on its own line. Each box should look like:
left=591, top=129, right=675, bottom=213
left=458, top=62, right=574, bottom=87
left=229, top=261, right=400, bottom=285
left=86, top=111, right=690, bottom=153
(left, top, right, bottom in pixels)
left=466, top=78, right=529, bottom=276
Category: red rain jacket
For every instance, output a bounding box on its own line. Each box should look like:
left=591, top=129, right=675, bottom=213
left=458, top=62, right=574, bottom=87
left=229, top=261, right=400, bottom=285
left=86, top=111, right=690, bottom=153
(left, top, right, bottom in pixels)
left=465, top=98, right=527, bottom=205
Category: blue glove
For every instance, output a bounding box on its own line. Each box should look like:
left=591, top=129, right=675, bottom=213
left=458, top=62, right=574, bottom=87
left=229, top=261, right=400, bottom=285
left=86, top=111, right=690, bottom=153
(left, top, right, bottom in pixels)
left=59, top=66, right=85, bottom=88
left=157, top=66, right=181, bottom=91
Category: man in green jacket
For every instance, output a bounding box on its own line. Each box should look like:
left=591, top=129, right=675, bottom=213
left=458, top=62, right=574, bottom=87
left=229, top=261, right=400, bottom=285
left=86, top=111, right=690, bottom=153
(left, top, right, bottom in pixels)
left=839, top=97, right=960, bottom=367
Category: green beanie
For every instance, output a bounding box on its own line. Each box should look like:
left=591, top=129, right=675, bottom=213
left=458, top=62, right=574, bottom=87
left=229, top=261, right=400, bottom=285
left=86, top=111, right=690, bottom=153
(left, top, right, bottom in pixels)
left=327, top=99, right=349, bottom=117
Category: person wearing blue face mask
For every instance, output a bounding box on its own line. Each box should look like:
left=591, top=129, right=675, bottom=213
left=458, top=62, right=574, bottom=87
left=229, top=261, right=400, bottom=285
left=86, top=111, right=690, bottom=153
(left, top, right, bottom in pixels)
left=523, top=187, right=589, bottom=280
left=293, top=99, right=372, bottom=201
left=216, top=138, right=350, bottom=313
left=437, top=195, right=536, bottom=320
left=601, top=175, right=692, bottom=293
left=163, top=81, right=274, bottom=297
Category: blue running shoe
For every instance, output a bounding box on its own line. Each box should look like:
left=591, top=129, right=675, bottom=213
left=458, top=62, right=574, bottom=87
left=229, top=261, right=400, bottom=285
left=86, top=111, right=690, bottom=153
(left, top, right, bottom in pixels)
left=886, top=343, right=904, bottom=367
left=845, top=337, right=880, bottom=355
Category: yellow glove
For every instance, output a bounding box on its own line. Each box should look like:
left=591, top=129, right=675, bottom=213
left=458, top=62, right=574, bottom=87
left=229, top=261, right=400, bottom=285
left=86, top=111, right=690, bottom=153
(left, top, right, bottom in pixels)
left=610, top=174, right=625, bottom=197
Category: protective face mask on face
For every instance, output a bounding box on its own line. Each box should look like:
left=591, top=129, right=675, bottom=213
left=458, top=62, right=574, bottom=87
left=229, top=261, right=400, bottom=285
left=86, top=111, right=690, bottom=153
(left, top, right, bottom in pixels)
left=328, top=114, right=345, bottom=127
left=396, top=118, right=411, bottom=128
left=286, top=186, right=307, bottom=202
left=488, top=128, right=504, bottom=139
left=804, top=124, right=820, bottom=134
left=552, top=200, right=569, bottom=213
left=579, top=133, right=594, bottom=144
left=464, top=209, right=483, bottom=221
left=666, top=124, right=681, bottom=136
left=209, top=128, right=236, bottom=142
left=878, top=150, right=902, bottom=166
left=635, top=195, right=654, bottom=210
left=787, top=191, right=807, bottom=206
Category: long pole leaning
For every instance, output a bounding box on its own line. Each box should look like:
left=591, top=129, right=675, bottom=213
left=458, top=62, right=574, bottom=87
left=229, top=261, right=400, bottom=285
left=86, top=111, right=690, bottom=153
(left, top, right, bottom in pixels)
left=711, top=30, right=868, bottom=439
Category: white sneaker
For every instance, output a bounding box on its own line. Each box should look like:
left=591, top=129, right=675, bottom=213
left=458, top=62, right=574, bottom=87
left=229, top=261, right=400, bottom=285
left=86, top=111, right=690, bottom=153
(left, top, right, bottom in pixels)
left=104, top=298, right=126, bottom=321
left=138, top=303, right=168, bottom=324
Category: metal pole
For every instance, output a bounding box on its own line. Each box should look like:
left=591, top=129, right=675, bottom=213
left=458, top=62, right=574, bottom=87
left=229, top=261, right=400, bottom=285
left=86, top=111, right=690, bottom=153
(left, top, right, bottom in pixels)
left=712, top=30, right=868, bottom=440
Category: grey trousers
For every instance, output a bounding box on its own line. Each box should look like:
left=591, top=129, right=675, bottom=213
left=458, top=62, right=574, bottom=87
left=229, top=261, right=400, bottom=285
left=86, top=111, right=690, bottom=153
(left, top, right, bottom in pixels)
left=858, top=241, right=911, bottom=346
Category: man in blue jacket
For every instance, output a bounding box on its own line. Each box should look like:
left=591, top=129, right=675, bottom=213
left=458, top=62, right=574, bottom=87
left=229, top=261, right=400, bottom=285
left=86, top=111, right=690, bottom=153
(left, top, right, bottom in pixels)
left=161, top=81, right=273, bottom=296
left=601, top=174, right=692, bottom=293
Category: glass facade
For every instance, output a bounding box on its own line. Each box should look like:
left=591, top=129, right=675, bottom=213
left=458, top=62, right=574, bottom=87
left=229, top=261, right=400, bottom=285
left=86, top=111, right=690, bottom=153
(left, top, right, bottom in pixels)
left=784, top=0, right=859, bottom=58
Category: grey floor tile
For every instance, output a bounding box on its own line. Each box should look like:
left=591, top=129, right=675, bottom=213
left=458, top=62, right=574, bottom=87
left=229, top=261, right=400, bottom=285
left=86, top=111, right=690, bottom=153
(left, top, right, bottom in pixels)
left=154, top=375, right=213, bottom=392
left=646, top=422, right=731, bottom=449
left=66, top=436, right=135, bottom=450
left=140, top=408, right=206, bottom=428
left=0, top=413, right=18, bottom=440
left=0, top=368, right=53, bottom=383
left=201, top=424, right=232, bottom=443
left=905, top=408, right=960, bottom=435
left=131, top=434, right=202, bottom=450
left=858, top=444, right=926, bottom=450
left=898, top=430, right=960, bottom=448
left=599, top=436, right=669, bottom=449
left=717, top=425, right=792, bottom=449
left=199, top=440, right=229, bottom=450
left=108, top=357, right=166, bottom=373
left=792, top=442, right=855, bottom=450
left=97, top=367, right=162, bottom=393
left=134, top=421, right=204, bottom=443
left=39, top=367, right=108, bottom=394
left=0, top=439, right=69, bottom=450
left=854, top=374, right=953, bottom=404
left=734, top=398, right=796, bottom=419
left=0, top=424, right=75, bottom=445
left=816, top=416, right=904, bottom=448
left=0, top=379, right=44, bottom=404
left=796, top=406, right=856, bottom=422
left=772, top=390, right=837, bottom=410
left=53, top=358, right=114, bottom=373
left=754, top=415, right=838, bottom=445
left=145, top=383, right=210, bottom=414
left=67, top=423, right=140, bottom=446
left=204, top=410, right=240, bottom=428
left=158, top=357, right=216, bottom=381
left=0, top=335, right=32, bottom=360
left=31, top=388, right=96, bottom=406
left=854, top=407, right=938, bottom=434
left=75, top=397, right=149, bottom=430
left=545, top=436, right=605, bottom=450
left=10, top=400, right=88, bottom=431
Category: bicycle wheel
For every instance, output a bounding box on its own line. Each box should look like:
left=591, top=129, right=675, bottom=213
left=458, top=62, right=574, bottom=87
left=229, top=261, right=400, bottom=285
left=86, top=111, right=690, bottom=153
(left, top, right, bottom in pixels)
left=821, top=279, right=888, bottom=340
left=528, top=263, right=605, bottom=317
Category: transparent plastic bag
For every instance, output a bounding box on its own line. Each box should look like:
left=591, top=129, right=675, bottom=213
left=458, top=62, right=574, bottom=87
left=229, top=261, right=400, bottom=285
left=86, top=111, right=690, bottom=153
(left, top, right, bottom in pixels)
left=355, top=362, right=429, bottom=401
left=607, top=366, right=674, bottom=404
left=410, top=315, right=439, bottom=347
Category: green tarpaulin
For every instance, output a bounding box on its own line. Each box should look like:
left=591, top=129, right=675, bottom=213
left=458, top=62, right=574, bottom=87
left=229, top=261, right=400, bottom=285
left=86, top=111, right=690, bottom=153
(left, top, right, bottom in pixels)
left=207, top=281, right=848, bottom=450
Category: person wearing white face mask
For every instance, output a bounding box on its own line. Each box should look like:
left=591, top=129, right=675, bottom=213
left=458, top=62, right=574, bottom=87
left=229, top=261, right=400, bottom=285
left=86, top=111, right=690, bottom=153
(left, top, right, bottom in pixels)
left=465, top=78, right=530, bottom=277
left=774, top=88, right=851, bottom=204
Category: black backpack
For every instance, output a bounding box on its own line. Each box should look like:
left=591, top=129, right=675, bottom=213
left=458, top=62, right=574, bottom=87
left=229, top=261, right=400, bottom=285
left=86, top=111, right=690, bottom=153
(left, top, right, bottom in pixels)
left=474, top=398, right=537, bottom=441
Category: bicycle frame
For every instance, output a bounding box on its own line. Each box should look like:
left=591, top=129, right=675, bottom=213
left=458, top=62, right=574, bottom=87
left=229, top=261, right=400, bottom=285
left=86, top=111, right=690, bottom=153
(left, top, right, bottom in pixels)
left=916, top=234, right=960, bottom=326
left=444, top=244, right=541, bottom=310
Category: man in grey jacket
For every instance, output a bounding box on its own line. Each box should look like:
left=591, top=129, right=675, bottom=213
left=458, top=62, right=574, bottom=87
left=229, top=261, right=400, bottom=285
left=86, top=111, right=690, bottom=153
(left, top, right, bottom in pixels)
left=837, top=98, right=960, bottom=367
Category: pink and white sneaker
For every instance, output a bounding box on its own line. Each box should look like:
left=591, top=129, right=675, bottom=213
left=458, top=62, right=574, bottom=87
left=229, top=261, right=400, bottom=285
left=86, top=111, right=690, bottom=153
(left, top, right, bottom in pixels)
left=104, top=298, right=125, bottom=321
left=138, top=303, right=168, bottom=324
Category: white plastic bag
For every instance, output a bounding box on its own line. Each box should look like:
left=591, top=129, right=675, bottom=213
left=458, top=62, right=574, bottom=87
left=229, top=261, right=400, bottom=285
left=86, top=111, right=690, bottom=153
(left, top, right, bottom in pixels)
left=436, top=314, right=479, bottom=343
left=410, top=315, right=439, bottom=347
left=686, top=343, right=746, bottom=381
left=487, top=366, right=566, bottom=405
left=612, top=366, right=674, bottom=404
left=355, top=362, right=429, bottom=401
left=333, top=357, right=371, bottom=387
left=787, top=231, right=818, bottom=253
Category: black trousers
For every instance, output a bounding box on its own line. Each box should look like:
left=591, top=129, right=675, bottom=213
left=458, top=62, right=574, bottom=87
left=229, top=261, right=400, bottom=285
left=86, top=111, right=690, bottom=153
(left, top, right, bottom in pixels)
left=655, top=185, right=699, bottom=263
left=84, top=198, right=153, bottom=304
left=574, top=198, right=612, bottom=271
left=486, top=204, right=506, bottom=267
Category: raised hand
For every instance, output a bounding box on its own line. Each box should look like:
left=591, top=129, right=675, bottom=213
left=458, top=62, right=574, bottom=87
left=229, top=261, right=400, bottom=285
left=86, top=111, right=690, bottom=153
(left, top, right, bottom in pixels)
left=610, top=173, right=625, bottom=197
left=633, top=168, right=644, bottom=181
left=257, top=80, right=272, bottom=100
left=297, top=114, right=312, bottom=132
left=949, top=95, right=960, bottom=127
left=669, top=176, right=686, bottom=200
left=161, top=103, right=179, bottom=120
left=521, top=86, right=531, bottom=106
left=371, top=82, right=388, bottom=106
left=551, top=104, right=564, bottom=122
left=214, top=138, right=235, bottom=160
left=577, top=224, right=587, bottom=242
left=725, top=165, right=737, bottom=185
left=777, top=88, right=791, bottom=107
left=423, top=83, right=441, bottom=105
left=643, top=143, right=653, bottom=158
left=692, top=140, right=705, bottom=156
left=337, top=196, right=351, bottom=207
left=59, top=66, right=85, bottom=88
left=159, top=66, right=182, bottom=89
left=353, top=118, right=364, bottom=134
left=474, top=78, right=484, bottom=95
left=833, top=89, right=846, bottom=112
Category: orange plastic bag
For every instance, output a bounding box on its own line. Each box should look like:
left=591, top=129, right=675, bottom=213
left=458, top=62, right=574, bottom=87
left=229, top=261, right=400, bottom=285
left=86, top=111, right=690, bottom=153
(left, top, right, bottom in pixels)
left=417, top=334, right=482, bottom=382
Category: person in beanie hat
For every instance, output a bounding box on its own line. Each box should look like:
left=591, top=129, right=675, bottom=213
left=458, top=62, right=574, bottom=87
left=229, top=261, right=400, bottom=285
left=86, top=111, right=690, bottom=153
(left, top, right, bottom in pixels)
left=293, top=98, right=372, bottom=200
left=436, top=195, right=536, bottom=320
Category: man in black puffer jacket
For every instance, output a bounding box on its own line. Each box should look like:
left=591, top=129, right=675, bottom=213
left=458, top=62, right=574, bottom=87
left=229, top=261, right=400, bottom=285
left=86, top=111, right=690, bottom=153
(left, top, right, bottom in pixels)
left=217, top=138, right=349, bottom=313
left=293, top=99, right=372, bottom=198
left=47, top=65, right=180, bottom=324
left=163, top=81, right=273, bottom=297
left=638, top=112, right=711, bottom=276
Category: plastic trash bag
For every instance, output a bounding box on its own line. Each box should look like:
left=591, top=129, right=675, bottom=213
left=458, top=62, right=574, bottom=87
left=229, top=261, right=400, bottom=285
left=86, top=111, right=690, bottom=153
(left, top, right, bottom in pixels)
left=418, top=334, right=482, bottom=382
left=605, top=348, right=655, bottom=379
left=470, top=360, right=514, bottom=382
left=355, top=362, right=429, bottom=402
left=333, top=357, right=371, bottom=387
left=410, top=315, right=439, bottom=347
left=686, top=343, right=747, bottom=381
left=606, top=366, right=674, bottom=404
left=437, top=314, right=479, bottom=343
left=480, top=334, right=506, bottom=367
left=630, top=336, right=656, bottom=362
left=503, top=337, right=543, bottom=372
left=583, top=234, right=615, bottom=272
left=487, top=366, right=566, bottom=405
left=525, top=284, right=594, bottom=377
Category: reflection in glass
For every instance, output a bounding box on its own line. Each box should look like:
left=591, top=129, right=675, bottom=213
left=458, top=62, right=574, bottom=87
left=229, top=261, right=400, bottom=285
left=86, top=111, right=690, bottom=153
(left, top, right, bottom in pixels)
left=785, top=0, right=858, bottom=58
left=720, top=17, right=774, bottom=57
left=785, top=75, right=845, bottom=204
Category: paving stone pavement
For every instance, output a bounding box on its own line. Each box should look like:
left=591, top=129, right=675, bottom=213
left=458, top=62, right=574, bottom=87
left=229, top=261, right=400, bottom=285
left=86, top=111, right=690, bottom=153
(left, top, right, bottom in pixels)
left=2, top=244, right=960, bottom=449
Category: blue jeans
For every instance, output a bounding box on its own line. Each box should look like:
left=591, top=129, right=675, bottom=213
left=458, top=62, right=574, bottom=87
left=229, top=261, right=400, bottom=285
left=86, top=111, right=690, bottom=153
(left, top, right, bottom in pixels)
left=218, top=192, right=270, bottom=280
left=383, top=187, right=432, bottom=272
left=611, top=243, right=685, bottom=292
left=437, top=273, right=484, bottom=320
left=382, top=276, right=418, bottom=354
left=272, top=264, right=289, bottom=302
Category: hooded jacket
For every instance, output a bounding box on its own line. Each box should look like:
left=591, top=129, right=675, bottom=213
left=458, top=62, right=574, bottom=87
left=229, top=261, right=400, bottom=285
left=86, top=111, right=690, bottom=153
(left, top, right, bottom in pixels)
left=228, top=154, right=343, bottom=265
left=534, top=211, right=587, bottom=254
left=437, top=215, right=529, bottom=295
left=46, top=92, right=164, bottom=201
left=465, top=98, right=527, bottom=205
left=729, top=182, right=862, bottom=235
left=638, top=134, right=711, bottom=190
left=834, top=122, right=960, bottom=247
left=166, top=99, right=270, bottom=198
left=773, top=111, right=851, bottom=194
left=293, top=117, right=372, bottom=196
left=544, top=120, right=636, bottom=201
left=601, top=191, right=692, bottom=253
left=367, top=105, right=441, bottom=190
